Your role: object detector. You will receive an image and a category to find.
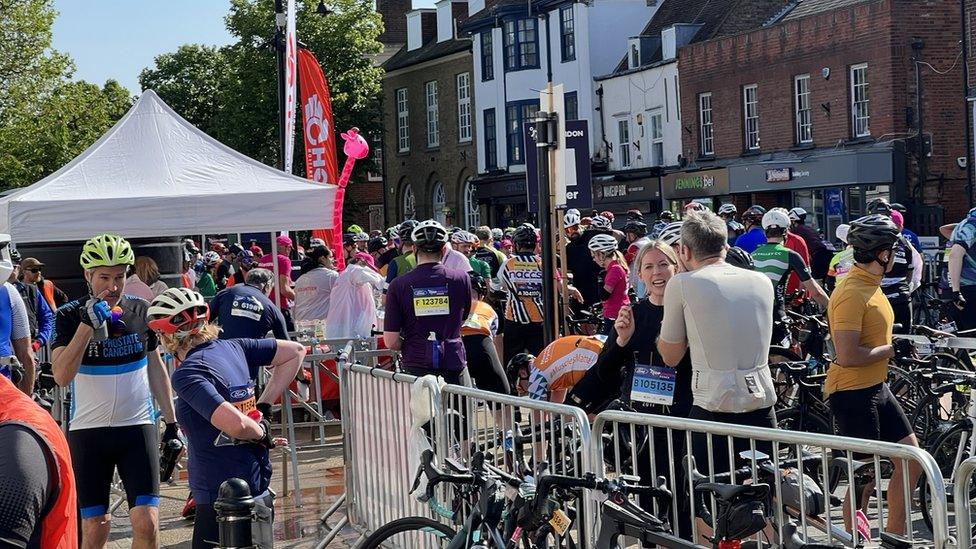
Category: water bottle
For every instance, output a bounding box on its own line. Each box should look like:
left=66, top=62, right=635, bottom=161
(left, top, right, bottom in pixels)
left=159, top=437, right=185, bottom=483
left=428, top=332, right=439, bottom=370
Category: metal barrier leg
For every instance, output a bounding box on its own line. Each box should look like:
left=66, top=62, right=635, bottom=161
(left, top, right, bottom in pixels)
left=283, top=392, right=302, bottom=507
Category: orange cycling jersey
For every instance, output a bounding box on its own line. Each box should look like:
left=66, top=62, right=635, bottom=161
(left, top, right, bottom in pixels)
left=461, top=300, right=498, bottom=337
left=528, top=335, right=604, bottom=400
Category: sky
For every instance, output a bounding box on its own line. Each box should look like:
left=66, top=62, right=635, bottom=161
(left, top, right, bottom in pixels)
left=51, top=0, right=436, bottom=94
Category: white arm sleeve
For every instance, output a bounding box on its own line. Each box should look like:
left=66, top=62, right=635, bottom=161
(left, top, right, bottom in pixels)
left=5, top=284, right=29, bottom=340
left=910, top=246, right=923, bottom=293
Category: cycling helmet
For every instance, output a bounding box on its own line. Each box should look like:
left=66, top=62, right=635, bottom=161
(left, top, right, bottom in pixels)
left=468, top=271, right=488, bottom=297
left=761, top=209, right=792, bottom=231
left=564, top=210, right=581, bottom=228
left=505, top=352, right=535, bottom=381
left=237, top=249, right=255, bottom=269
left=847, top=214, right=900, bottom=252
left=657, top=222, right=683, bottom=246
left=513, top=224, right=538, bottom=249
left=227, top=243, right=244, bottom=256
left=788, top=207, right=807, bottom=222
left=504, top=227, right=517, bottom=237
left=80, top=234, right=135, bottom=270
left=147, top=287, right=210, bottom=336
left=683, top=202, right=709, bottom=213
left=412, top=220, right=449, bottom=252
left=889, top=202, right=907, bottom=213
left=866, top=198, right=892, bottom=216
left=398, top=220, right=419, bottom=242
left=726, top=246, right=754, bottom=270
left=659, top=211, right=675, bottom=222
left=742, top=206, right=766, bottom=226
left=353, top=232, right=370, bottom=243
left=491, top=228, right=503, bottom=240
left=588, top=233, right=618, bottom=253
left=10, top=249, right=21, bottom=265
left=835, top=224, right=850, bottom=245
left=342, top=233, right=356, bottom=247
left=600, top=211, right=615, bottom=222
left=203, top=251, right=221, bottom=266
left=717, top=203, right=737, bottom=216
left=346, top=224, right=364, bottom=234
left=622, top=220, right=647, bottom=237
left=367, top=236, right=388, bottom=254
left=626, top=209, right=644, bottom=221
left=589, top=215, right=612, bottom=230
left=309, top=237, right=327, bottom=248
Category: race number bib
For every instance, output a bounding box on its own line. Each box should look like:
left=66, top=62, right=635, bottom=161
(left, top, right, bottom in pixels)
left=412, top=286, right=450, bottom=317
left=631, top=365, right=675, bottom=406
left=229, top=383, right=256, bottom=414
left=509, top=260, right=543, bottom=298
left=231, top=295, right=264, bottom=321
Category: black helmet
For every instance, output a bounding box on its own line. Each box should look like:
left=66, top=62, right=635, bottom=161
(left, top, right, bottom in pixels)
left=659, top=211, right=675, bottom=222
left=367, top=236, right=388, bottom=254
left=867, top=198, right=892, bottom=216
left=742, top=205, right=766, bottom=225
left=513, top=224, right=538, bottom=249
left=411, top=220, right=449, bottom=252
left=889, top=202, right=907, bottom=213
left=623, top=220, right=647, bottom=237
left=505, top=352, right=534, bottom=384
left=10, top=249, right=21, bottom=265
left=847, top=214, right=900, bottom=252
left=398, top=219, right=419, bottom=242
left=626, top=209, right=644, bottom=221
left=468, top=271, right=488, bottom=297
left=726, top=246, right=754, bottom=270
left=342, top=233, right=356, bottom=247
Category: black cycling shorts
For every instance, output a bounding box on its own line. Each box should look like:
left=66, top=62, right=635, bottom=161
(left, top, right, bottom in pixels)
left=69, top=424, right=160, bottom=519
left=462, top=334, right=510, bottom=395
left=829, top=382, right=912, bottom=446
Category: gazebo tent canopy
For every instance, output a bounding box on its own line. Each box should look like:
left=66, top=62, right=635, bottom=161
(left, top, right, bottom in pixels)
left=0, top=90, right=334, bottom=243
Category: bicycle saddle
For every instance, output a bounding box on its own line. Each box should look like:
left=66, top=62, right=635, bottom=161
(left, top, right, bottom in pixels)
left=695, top=482, right=769, bottom=502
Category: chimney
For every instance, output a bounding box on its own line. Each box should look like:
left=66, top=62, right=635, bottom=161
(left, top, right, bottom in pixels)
left=406, top=8, right=436, bottom=51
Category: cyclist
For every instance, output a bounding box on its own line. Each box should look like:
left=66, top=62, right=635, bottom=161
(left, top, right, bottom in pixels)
left=826, top=224, right=854, bottom=291
left=384, top=220, right=472, bottom=383
left=353, top=231, right=370, bottom=252
left=880, top=209, right=922, bottom=332
left=52, top=234, right=178, bottom=547
left=622, top=220, right=649, bottom=265
left=657, top=211, right=777, bottom=475
left=196, top=251, right=220, bottom=297
left=386, top=220, right=419, bottom=289
left=507, top=334, right=604, bottom=403
left=588, top=234, right=629, bottom=336
left=567, top=210, right=602, bottom=307
left=148, top=287, right=305, bottom=549
left=649, top=210, right=675, bottom=239
left=718, top=203, right=743, bottom=244
left=293, top=245, right=339, bottom=323
left=452, top=231, right=491, bottom=279
left=473, top=226, right=506, bottom=279
left=209, top=268, right=289, bottom=340
left=258, top=235, right=296, bottom=331
left=367, top=236, right=393, bottom=276
left=0, top=373, right=77, bottom=547
left=788, top=207, right=831, bottom=280
left=824, top=214, right=920, bottom=534
left=890, top=202, right=922, bottom=251
left=947, top=207, right=976, bottom=329
left=733, top=205, right=767, bottom=253
left=751, top=209, right=829, bottom=345
left=725, top=246, right=754, bottom=270
left=215, top=243, right=242, bottom=289
left=499, top=224, right=546, bottom=363
left=224, top=249, right=255, bottom=287
left=461, top=272, right=508, bottom=395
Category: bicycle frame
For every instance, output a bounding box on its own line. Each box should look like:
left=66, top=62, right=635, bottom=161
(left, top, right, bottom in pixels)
left=949, top=386, right=976, bottom=485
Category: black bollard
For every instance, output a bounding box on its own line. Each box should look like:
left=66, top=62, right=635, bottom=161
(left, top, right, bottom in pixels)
left=214, top=478, right=255, bottom=548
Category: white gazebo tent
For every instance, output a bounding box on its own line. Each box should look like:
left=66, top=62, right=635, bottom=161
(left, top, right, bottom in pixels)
left=0, top=89, right=335, bottom=242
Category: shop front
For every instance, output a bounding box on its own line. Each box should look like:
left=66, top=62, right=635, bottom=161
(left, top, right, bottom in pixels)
left=592, top=170, right=662, bottom=224
left=727, top=144, right=904, bottom=242
left=660, top=166, right=731, bottom=214
left=473, top=172, right=531, bottom=229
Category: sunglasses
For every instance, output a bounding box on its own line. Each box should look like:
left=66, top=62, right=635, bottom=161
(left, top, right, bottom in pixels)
left=26, top=268, right=41, bottom=273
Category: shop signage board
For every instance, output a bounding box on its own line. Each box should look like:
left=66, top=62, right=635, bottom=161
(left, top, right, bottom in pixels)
left=661, top=168, right=730, bottom=200
left=526, top=120, right=593, bottom=212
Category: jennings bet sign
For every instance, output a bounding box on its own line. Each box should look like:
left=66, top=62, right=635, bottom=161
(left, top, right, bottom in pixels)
left=661, top=168, right=730, bottom=200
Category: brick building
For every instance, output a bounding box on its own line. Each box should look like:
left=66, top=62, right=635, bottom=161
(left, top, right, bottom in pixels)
left=381, top=0, right=479, bottom=227
left=673, top=0, right=970, bottom=237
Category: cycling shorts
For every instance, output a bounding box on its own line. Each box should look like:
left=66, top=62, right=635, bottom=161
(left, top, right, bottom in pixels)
left=69, top=424, right=160, bottom=519
left=829, top=382, right=912, bottom=446
left=462, top=334, right=509, bottom=395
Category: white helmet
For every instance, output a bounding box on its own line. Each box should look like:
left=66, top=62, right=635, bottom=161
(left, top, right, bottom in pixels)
left=762, top=209, right=792, bottom=231
left=0, top=235, right=12, bottom=282
left=835, top=223, right=851, bottom=244
left=203, top=251, right=221, bottom=266
left=718, top=203, right=737, bottom=216
left=788, top=207, right=807, bottom=222
left=412, top=219, right=449, bottom=252
left=309, top=237, right=327, bottom=248
left=658, top=222, right=684, bottom=246
left=147, top=287, right=210, bottom=336
left=353, top=232, right=370, bottom=242
left=564, top=210, right=581, bottom=227
left=590, top=215, right=612, bottom=230
left=587, top=234, right=618, bottom=253
left=491, top=228, right=503, bottom=240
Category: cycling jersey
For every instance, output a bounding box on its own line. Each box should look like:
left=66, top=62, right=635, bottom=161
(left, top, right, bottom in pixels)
left=53, top=295, right=159, bottom=431
left=601, top=263, right=628, bottom=320
left=751, top=242, right=812, bottom=322
left=880, top=237, right=914, bottom=304
left=210, top=284, right=289, bottom=340
left=528, top=335, right=603, bottom=401
left=0, top=282, right=29, bottom=362
left=734, top=227, right=767, bottom=254
left=827, top=248, right=855, bottom=281
left=499, top=252, right=544, bottom=324
left=385, top=251, right=416, bottom=290
left=473, top=245, right=505, bottom=278
left=951, top=215, right=976, bottom=287
left=824, top=265, right=893, bottom=396
left=461, top=300, right=498, bottom=338
left=468, top=255, right=492, bottom=279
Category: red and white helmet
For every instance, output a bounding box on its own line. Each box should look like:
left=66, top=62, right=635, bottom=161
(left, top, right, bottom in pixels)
left=148, top=288, right=210, bottom=337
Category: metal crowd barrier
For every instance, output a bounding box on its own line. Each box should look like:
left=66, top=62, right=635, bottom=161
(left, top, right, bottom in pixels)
left=953, top=457, right=976, bottom=549
left=591, top=410, right=949, bottom=549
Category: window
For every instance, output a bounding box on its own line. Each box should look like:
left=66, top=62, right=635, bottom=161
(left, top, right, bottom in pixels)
left=630, top=44, right=640, bottom=68
left=743, top=84, right=759, bottom=150
left=649, top=110, right=664, bottom=166
left=794, top=75, right=812, bottom=144
left=484, top=109, right=497, bottom=170
left=432, top=181, right=446, bottom=224
left=698, top=92, right=713, bottom=156
left=564, top=91, right=578, bottom=121
left=481, top=31, right=494, bottom=81
left=402, top=183, right=415, bottom=219
left=617, top=119, right=631, bottom=168
left=503, top=18, right=538, bottom=71
left=425, top=81, right=439, bottom=148
left=506, top=100, right=539, bottom=164
left=850, top=63, right=870, bottom=137
left=463, top=178, right=480, bottom=227
left=560, top=6, right=575, bottom=62
left=396, top=88, right=409, bottom=152
left=457, top=73, right=471, bottom=142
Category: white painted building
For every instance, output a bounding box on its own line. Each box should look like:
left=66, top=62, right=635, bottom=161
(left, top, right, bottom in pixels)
left=462, top=0, right=654, bottom=226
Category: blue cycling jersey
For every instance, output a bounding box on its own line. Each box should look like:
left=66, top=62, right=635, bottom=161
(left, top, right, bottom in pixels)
left=734, top=227, right=768, bottom=254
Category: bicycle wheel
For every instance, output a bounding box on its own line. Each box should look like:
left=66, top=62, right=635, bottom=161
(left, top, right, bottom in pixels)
left=919, top=422, right=973, bottom=532
left=776, top=406, right=832, bottom=435
left=910, top=385, right=968, bottom=450
left=359, top=516, right=457, bottom=548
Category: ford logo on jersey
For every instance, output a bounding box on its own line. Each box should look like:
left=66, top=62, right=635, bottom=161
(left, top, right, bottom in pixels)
left=230, top=386, right=253, bottom=400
